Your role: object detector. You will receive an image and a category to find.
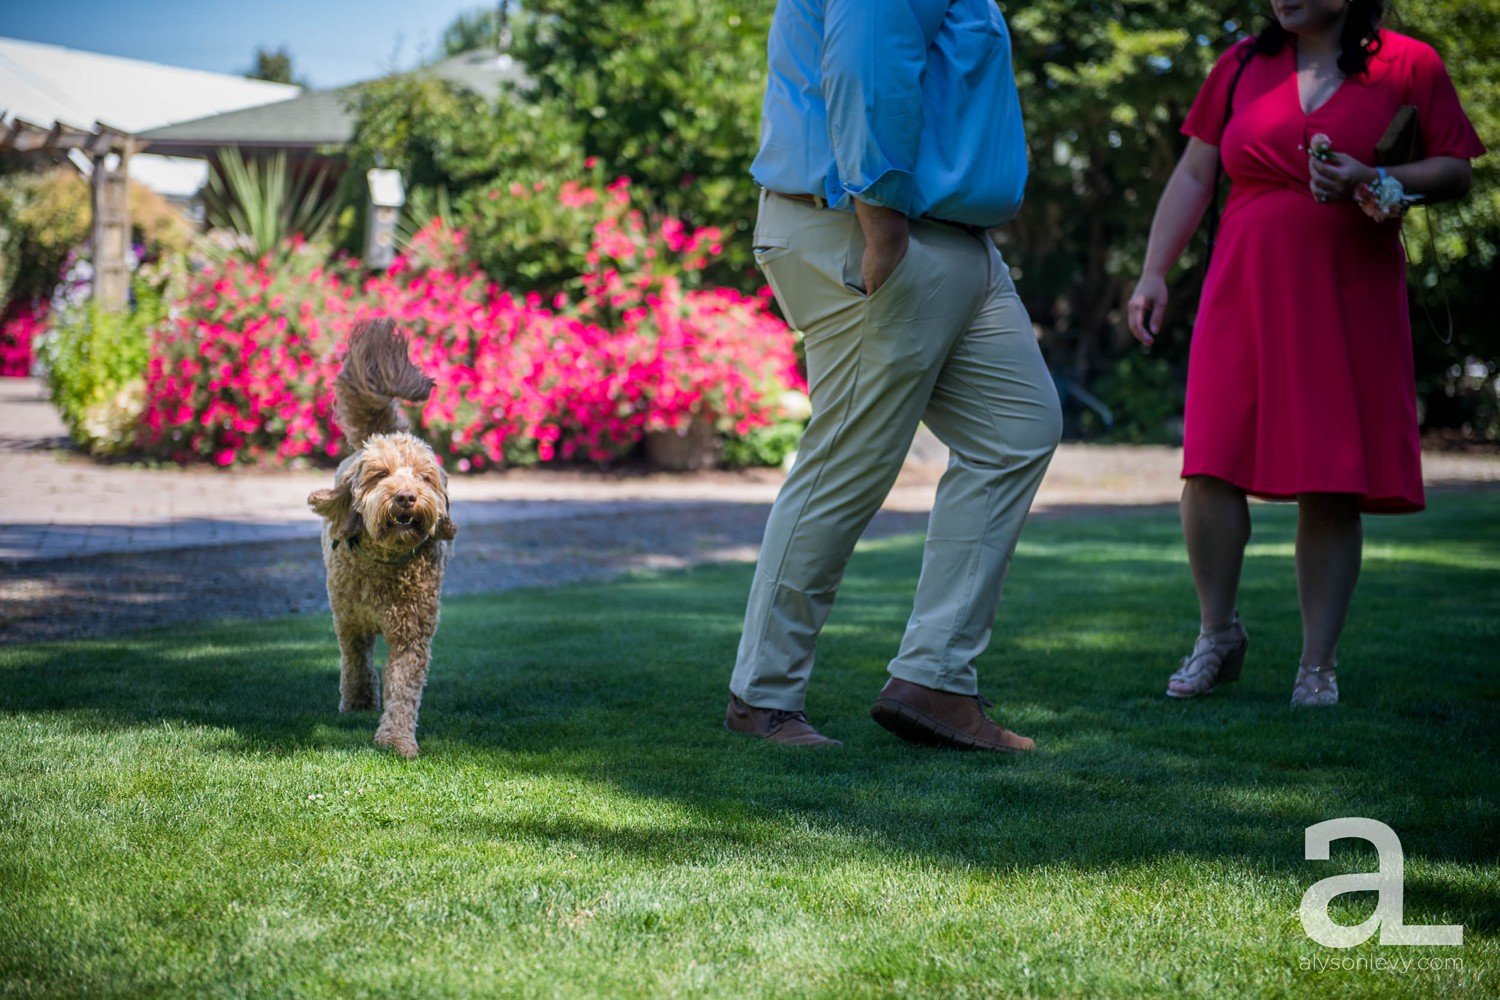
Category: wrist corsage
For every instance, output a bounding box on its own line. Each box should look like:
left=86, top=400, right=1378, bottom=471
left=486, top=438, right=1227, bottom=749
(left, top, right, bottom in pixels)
left=1354, top=168, right=1422, bottom=222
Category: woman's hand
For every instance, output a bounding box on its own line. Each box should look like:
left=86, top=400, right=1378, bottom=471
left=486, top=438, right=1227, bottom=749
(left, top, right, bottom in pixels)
left=1309, top=152, right=1378, bottom=203
left=1128, top=274, right=1169, bottom=348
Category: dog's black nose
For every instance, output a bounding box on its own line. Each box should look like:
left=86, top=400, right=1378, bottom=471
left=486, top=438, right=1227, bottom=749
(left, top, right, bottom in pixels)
left=394, top=490, right=416, bottom=508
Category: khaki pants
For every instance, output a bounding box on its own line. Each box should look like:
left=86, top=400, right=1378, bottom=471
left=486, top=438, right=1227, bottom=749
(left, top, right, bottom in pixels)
left=730, top=191, right=1061, bottom=711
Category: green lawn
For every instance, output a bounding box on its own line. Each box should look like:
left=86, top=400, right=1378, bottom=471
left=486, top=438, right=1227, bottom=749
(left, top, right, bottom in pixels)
left=2, top=493, right=1496, bottom=998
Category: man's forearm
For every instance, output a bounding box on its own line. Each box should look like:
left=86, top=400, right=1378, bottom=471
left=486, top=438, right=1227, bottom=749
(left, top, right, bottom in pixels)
left=854, top=198, right=910, bottom=295
left=855, top=198, right=910, bottom=251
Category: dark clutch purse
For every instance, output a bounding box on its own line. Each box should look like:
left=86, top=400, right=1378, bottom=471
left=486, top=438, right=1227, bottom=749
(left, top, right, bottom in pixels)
left=1375, top=105, right=1423, bottom=166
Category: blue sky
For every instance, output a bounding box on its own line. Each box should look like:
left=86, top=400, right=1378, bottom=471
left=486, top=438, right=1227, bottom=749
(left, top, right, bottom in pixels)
left=0, top=0, right=497, bottom=89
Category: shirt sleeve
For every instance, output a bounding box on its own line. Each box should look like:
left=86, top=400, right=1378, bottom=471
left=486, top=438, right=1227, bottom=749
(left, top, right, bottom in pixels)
left=1407, top=42, right=1487, bottom=160
left=1182, top=40, right=1255, bottom=147
left=821, top=0, right=930, bottom=215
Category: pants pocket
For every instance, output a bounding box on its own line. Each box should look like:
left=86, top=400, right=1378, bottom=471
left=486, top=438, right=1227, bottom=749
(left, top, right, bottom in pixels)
left=842, top=226, right=921, bottom=307
left=753, top=237, right=791, bottom=266
left=757, top=243, right=817, bottom=334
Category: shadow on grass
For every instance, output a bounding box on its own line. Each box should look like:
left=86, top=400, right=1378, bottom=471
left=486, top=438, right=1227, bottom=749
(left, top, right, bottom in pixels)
left=2, top=493, right=1497, bottom=927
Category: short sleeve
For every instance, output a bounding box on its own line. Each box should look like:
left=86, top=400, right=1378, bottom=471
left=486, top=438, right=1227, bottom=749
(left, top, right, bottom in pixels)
left=1407, top=42, right=1486, bottom=160
left=1182, top=40, right=1255, bottom=147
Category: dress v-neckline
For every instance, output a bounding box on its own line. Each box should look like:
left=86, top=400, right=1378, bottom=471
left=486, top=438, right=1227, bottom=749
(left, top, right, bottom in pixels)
left=1292, top=46, right=1346, bottom=117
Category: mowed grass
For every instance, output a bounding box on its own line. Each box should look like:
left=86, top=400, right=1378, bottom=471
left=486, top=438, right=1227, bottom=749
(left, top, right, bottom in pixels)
left=1, top=493, right=1496, bottom=998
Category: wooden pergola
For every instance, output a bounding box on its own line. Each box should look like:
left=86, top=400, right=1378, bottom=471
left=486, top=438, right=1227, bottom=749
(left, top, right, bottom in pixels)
left=1, top=118, right=137, bottom=311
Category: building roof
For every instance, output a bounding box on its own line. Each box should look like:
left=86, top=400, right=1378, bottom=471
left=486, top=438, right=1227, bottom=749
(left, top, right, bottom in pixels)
left=139, top=51, right=524, bottom=157
left=0, top=36, right=300, bottom=134
left=0, top=36, right=302, bottom=198
left=142, top=87, right=357, bottom=152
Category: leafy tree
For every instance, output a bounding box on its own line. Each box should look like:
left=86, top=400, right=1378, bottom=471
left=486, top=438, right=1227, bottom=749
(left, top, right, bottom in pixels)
left=0, top=166, right=89, bottom=308
left=1002, top=1, right=1255, bottom=413
left=351, top=0, right=1496, bottom=436
left=244, top=46, right=307, bottom=88
left=344, top=76, right=492, bottom=194
left=485, top=0, right=773, bottom=261
left=442, top=5, right=509, bottom=56
left=1392, top=0, right=1500, bottom=434
left=341, top=70, right=586, bottom=256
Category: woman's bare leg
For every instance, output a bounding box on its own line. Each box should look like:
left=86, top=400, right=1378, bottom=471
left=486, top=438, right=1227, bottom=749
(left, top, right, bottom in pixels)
left=1295, top=493, right=1362, bottom=666
left=1181, top=475, right=1251, bottom=630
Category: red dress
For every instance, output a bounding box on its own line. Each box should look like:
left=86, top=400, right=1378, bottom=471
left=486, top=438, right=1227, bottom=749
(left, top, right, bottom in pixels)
left=1181, top=31, right=1485, bottom=513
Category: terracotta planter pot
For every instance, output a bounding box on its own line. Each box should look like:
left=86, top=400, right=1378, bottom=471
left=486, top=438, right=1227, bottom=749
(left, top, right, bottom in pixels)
left=644, top=417, right=720, bottom=471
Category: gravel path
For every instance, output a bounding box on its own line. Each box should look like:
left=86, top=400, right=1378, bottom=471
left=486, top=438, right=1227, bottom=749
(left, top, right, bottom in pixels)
left=0, top=503, right=938, bottom=644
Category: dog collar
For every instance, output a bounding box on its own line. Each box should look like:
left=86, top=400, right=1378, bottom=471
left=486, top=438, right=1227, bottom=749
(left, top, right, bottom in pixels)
left=331, top=534, right=435, bottom=567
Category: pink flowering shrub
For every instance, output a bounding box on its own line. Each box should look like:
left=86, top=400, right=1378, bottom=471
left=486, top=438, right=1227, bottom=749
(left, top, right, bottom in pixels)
left=138, top=179, right=803, bottom=469
left=0, top=301, right=47, bottom=377
left=455, top=161, right=711, bottom=299
left=141, top=244, right=353, bottom=465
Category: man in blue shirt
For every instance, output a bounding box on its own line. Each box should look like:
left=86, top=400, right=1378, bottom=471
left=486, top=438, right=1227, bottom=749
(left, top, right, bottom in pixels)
left=725, top=0, right=1062, bottom=751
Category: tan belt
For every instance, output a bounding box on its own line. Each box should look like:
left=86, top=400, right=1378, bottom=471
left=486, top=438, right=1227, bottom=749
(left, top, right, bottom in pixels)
left=767, top=190, right=988, bottom=239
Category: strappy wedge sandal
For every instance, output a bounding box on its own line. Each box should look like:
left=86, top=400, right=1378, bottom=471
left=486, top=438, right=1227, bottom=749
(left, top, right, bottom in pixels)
left=1166, top=614, right=1248, bottom=699
left=1291, top=662, right=1339, bottom=707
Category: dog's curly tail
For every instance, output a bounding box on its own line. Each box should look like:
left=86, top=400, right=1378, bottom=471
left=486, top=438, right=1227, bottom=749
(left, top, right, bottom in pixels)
left=334, top=319, right=435, bottom=450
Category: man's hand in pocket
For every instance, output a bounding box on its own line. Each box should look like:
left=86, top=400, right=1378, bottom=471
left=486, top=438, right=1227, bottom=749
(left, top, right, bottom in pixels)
left=855, top=199, right=910, bottom=295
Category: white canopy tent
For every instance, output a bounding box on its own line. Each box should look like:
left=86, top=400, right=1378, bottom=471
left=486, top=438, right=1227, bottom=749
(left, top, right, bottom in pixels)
left=0, top=36, right=300, bottom=200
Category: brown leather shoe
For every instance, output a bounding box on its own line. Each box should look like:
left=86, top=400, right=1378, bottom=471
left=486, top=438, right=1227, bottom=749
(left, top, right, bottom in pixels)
left=724, top=693, right=842, bottom=747
left=870, top=677, right=1034, bottom=752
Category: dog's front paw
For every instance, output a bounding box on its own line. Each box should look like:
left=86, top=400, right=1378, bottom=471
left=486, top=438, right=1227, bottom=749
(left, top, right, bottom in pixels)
left=373, top=727, right=419, bottom=759
left=339, top=694, right=378, bottom=713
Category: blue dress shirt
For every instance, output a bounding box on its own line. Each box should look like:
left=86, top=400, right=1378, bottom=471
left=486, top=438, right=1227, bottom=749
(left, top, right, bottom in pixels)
left=750, top=0, right=1029, bottom=228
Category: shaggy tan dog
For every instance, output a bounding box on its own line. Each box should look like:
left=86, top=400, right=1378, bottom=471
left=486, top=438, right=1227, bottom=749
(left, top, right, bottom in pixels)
left=308, top=320, right=456, bottom=758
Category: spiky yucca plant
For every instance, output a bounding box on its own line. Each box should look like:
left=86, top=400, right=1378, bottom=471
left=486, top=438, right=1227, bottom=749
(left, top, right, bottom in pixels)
left=202, top=148, right=337, bottom=257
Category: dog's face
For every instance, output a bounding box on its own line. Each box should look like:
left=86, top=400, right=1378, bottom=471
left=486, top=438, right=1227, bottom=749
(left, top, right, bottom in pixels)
left=308, top=433, right=456, bottom=548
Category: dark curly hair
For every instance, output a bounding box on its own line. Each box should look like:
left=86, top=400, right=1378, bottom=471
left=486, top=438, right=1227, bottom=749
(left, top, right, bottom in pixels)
left=1254, top=0, right=1387, bottom=76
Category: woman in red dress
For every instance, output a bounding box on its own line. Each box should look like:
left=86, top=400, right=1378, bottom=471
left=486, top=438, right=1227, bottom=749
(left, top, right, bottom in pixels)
left=1127, top=0, right=1484, bottom=706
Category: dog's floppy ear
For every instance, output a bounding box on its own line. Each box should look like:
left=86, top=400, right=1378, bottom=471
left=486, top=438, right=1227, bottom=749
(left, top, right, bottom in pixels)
left=308, top=464, right=363, bottom=541
left=435, top=480, right=457, bottom=541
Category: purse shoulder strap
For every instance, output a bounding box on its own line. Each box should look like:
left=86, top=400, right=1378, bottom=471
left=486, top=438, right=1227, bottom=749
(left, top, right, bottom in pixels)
left=1406, top=210, right=1455, bottom=345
